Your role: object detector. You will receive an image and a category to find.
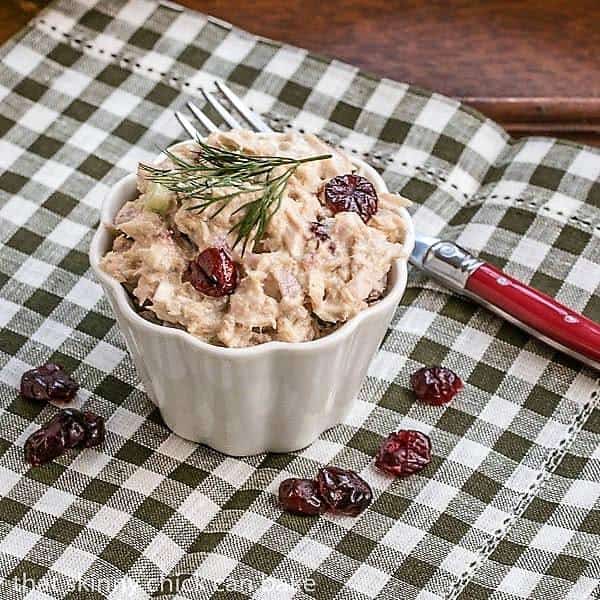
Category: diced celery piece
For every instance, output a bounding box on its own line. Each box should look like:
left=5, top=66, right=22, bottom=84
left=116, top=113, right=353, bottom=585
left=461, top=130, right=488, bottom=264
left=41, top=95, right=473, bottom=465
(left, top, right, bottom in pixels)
left=144, top=182, right=171, bottom=214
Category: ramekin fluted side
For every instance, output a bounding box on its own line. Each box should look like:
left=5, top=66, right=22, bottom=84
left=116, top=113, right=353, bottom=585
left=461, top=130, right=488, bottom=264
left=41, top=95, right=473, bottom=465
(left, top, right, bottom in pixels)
left=104, top=279, right=400, bottom=455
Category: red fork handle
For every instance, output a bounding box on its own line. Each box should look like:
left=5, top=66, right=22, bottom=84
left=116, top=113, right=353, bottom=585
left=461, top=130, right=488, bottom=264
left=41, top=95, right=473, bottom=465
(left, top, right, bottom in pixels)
left=466, top=263, right=600, bottom=369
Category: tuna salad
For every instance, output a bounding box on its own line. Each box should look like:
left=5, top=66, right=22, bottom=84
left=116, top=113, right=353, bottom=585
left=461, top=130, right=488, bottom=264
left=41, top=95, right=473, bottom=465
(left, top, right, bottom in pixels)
left=101, top=130, right=411, bottom=347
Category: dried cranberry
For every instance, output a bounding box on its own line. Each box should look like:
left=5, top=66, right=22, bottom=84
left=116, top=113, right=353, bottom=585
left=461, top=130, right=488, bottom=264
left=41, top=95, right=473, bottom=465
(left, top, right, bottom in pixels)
left=55, top=408, right=105, bottom=448
left=53, top=410, right=87, bottom=448
left=375, top=430, right=432, bottom=477
left=411, top=366, right=464, bottom=405
left=323, top=174, right=378, bottom=223
left=185, top=247, right=238, bottom=297
left=23, top=409, right=105, bottom=466
left=81, top=411, right=105, bottom=448
left=317, top=466, right=372, bottom=517
left=309, top=221, right=329, bottom=241
left=24, top=427, right=66, bottom=466
left=279, top=478, right=325, bottom=516
left=20, top=363, right=79, bottom=403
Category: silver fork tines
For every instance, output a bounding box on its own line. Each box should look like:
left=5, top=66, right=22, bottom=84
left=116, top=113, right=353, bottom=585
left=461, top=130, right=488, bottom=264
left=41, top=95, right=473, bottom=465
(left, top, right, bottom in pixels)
left=179, top=82, right=272, bottom=136
left=197, top=89, right=241, bottom=129
left=185, top=103, right=218, bottom=133
left=175, top=111, right=202, bottom=139
left=214, top=82, right=271, bottom=132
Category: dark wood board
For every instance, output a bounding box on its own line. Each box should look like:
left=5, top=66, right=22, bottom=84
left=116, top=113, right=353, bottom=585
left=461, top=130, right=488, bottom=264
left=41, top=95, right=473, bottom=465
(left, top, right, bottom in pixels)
left=3, top=0, right=599, bottom=145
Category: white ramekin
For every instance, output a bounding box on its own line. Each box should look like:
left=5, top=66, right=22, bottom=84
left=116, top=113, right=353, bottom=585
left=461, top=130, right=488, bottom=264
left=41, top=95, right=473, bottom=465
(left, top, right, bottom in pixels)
left=89, top=142, right=414, bottom=456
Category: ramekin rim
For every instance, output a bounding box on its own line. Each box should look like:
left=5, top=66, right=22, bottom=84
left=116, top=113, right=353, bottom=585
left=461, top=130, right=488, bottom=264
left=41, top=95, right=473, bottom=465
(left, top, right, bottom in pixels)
left=89, top=141, right=415, bottom=357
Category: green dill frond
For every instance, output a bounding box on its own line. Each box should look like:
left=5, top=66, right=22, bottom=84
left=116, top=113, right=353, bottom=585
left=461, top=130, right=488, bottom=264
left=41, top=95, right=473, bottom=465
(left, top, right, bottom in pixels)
left=142, top=140, right=330, bottom=253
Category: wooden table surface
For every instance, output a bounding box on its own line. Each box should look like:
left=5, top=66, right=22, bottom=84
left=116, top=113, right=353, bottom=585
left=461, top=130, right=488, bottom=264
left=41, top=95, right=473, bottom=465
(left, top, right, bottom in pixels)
left=3, top=0, right=599, bottom=145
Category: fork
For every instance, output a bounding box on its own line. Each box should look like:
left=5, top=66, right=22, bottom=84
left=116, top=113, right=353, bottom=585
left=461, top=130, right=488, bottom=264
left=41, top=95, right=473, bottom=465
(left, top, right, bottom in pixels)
left=172, top=83, right=600, bottom=370
left=175, top=81, right=270, bottom=137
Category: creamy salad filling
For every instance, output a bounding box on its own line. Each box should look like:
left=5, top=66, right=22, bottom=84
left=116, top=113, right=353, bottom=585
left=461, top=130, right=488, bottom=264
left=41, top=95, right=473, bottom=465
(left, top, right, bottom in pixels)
left=101, top=130, right=411, bottom=347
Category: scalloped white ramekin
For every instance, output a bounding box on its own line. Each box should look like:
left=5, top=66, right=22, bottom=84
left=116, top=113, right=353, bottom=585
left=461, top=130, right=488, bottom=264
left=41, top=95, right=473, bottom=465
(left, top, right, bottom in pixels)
left=89, top=143, right=414, bottom=455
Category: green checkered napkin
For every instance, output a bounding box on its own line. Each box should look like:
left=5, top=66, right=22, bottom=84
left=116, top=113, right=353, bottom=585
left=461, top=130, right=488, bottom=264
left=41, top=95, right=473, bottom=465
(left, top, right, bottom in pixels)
left=0, top=1, right=598, bottom=598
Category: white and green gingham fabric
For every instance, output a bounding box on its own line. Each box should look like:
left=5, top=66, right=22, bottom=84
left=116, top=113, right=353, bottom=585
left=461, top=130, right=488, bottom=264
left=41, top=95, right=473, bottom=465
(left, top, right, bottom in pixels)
left=0, top=1, right=598, bottom=598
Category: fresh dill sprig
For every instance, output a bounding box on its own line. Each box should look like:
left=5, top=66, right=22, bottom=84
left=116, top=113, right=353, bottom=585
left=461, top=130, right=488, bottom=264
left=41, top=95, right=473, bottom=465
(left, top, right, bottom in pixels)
left=142, top=140, right=331, bottom=254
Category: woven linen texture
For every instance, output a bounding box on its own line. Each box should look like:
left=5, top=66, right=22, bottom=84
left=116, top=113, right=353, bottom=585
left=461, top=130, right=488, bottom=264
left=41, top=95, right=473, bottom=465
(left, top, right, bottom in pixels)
left=0, top=1, right=598, bottom=599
